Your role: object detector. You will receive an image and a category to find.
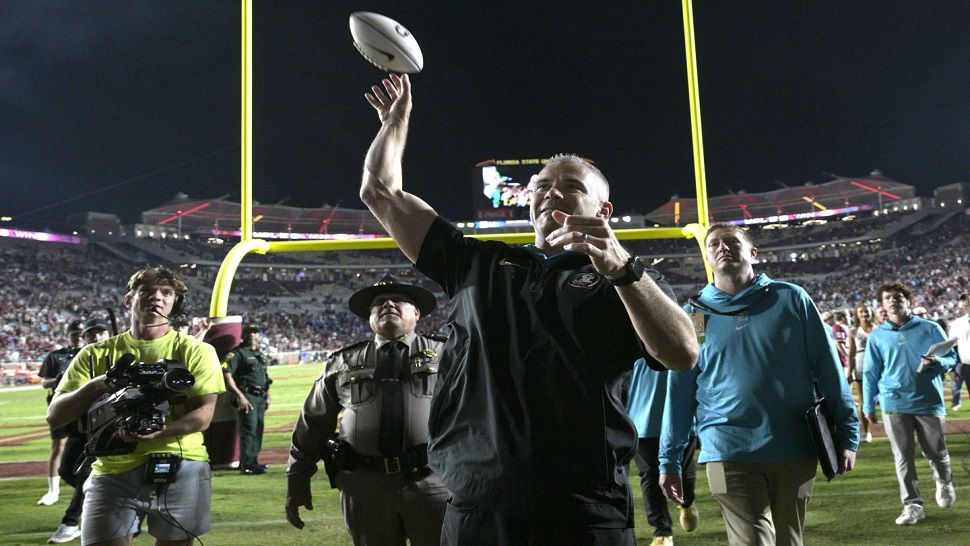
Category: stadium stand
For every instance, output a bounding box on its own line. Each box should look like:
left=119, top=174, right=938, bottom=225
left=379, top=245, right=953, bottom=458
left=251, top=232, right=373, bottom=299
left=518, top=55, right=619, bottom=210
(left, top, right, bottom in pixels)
left=1, top=207, right=966, bottom=371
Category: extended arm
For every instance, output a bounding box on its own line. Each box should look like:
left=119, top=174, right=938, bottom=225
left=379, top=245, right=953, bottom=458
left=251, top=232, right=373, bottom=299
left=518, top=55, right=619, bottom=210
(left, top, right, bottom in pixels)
left=659, top=367, right=700, bottom=502
left=223, top=369, right=253, bottom=413
left=803, top=297, right=858, bottom=473
left=286, top=367, right=342, bottom=529
left=359, top=74, right=437, bottom=263
left=47, top=376, right=115, bottom=429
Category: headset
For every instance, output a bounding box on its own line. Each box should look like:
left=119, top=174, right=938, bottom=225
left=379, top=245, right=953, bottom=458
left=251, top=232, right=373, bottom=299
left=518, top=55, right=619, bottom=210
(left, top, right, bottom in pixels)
left=171, top=294, right=186, bottom=318
left=151, top=294, right=187, bottom=323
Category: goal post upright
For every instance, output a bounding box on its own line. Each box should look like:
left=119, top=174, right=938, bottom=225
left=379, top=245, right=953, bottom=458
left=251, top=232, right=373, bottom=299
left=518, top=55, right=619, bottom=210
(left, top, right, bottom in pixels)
left=209, top=0, right=713, bottom=319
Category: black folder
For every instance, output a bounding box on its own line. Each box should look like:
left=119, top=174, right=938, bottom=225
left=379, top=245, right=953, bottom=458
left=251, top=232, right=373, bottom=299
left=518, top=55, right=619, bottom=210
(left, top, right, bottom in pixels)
left=806, top=397, right=838, bottom=481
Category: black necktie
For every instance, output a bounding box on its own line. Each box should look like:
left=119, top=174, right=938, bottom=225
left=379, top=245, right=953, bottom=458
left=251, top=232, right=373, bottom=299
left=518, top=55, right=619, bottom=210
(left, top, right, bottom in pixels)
left=378, top=341, right=407, bottom=457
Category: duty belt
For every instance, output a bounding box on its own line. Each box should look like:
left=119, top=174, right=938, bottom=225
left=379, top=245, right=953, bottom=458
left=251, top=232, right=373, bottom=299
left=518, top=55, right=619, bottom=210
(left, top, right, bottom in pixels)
left=244, top=385, right=268, bottom=396
left=336, top=442, right=431, bottom=479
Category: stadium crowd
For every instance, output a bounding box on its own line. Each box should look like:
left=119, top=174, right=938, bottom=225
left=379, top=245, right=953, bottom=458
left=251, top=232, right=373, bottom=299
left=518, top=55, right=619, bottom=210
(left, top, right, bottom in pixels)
left=1, top=211, right=966, bottom=366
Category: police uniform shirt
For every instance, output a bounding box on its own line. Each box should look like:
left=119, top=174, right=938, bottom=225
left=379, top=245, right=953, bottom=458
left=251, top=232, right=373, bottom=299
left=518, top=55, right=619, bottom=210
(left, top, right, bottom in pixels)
left=286, top=331, right=444, bottom=496
left=414, top=216, right=673, bottom=513
left=223, top=345, right=270, bottom=390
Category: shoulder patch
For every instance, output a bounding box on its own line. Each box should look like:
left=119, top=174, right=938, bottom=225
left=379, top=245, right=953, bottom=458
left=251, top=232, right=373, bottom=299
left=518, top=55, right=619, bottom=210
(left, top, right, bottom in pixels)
left=331, top=339, right=369, bottom=356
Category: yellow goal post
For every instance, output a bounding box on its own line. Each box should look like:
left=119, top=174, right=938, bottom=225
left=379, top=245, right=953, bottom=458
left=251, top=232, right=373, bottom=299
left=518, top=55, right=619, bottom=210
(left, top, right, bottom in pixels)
left=209, top=0, right=711, bottom=319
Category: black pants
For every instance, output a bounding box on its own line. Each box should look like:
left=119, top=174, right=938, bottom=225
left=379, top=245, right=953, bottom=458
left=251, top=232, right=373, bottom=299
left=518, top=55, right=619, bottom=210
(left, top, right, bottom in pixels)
left=632, top=436, right=698, bottom=537
left=57, top=435, right=92, bottom=527
left=237, top=392, right=267, bottom=470
left=440, top=484, right=635, bottom=546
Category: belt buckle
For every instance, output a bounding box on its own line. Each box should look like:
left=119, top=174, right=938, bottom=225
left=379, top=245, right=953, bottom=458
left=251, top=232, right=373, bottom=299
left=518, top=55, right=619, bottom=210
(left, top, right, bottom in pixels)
left=384, top=457, right=402, bottom=474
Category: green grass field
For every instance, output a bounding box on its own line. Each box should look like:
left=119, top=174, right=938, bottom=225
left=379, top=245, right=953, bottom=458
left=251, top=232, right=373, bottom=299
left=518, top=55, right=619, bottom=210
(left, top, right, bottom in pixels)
left=4, top=364, right=970, bottom=545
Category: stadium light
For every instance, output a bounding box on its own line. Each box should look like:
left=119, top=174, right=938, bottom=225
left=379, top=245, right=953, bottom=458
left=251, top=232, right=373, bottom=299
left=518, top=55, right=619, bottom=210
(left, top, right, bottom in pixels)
left=622, top=216, right=632, bottom=223
left=0, top=216, right=11, bottom=222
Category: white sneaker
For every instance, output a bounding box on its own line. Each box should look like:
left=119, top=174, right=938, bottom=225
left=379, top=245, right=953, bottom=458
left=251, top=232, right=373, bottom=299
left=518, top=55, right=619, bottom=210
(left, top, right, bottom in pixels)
left=936, top=482, right=956, bottom=508
left=864, top=431, right=873, bottom=443
left=895, top=504, right=925, bottom=525
left=37, top=491, right=59, bottom=506
left=951, top=403, right=961, bottom=412
left=48, top=524, right=81, bottom=543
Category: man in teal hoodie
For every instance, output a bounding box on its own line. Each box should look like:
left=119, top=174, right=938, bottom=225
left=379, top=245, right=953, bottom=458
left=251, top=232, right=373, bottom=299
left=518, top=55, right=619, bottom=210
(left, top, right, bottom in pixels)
left=863, top=282, right=958, bottom=526
left=659, top=224, right=858, bottom=546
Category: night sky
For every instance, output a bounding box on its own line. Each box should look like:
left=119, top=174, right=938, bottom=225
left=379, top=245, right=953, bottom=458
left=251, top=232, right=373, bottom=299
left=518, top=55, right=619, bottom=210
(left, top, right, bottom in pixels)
left=4, top=1, right=970, bottom=232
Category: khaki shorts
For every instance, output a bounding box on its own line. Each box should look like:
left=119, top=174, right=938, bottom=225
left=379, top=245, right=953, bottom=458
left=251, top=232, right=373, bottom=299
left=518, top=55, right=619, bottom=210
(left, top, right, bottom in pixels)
left=82, top=460, right=212, bottom=544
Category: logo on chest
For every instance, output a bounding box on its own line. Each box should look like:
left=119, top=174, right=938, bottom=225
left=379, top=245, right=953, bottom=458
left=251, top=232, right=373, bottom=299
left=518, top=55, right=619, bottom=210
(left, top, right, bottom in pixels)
left=567, top=272, right=603, bottom=289
left=734, top=312, right=750, bottom=331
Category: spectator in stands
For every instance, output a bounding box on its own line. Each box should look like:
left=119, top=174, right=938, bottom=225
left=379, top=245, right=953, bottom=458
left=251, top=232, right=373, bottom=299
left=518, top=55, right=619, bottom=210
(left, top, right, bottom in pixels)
left=660, top=224, right=858, bottom=546
left=358, top=74, right=697, bottom=545
left=863, top=282, right=958, bottom=525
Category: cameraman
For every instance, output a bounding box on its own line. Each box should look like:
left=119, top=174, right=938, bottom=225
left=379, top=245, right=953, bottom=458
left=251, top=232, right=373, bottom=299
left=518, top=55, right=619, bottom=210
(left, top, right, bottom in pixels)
left=47, top=266, right=225, bottom=546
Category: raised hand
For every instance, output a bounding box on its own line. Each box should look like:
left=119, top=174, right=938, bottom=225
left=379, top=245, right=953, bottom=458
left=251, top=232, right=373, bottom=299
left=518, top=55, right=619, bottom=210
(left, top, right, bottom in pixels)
left=545, top=210, right=630, bottom=278
left=364, top=73, right=411, bottom=125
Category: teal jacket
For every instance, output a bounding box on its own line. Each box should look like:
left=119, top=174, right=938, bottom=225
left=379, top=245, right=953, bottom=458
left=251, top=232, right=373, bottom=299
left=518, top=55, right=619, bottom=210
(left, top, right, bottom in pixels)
left=626, top=358, right=668, bottom=439
left=659, top=274, right=859, bottom=475
left=863, top=316, right=957, bottom=416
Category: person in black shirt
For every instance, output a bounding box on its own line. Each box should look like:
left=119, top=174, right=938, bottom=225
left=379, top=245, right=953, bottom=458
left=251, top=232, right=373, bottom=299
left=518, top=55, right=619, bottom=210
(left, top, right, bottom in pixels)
left=37, top=319, right=85, bottom=507
left=44, top=318, right=112, bottom=544
left=358, top=74, right=699, bottom=545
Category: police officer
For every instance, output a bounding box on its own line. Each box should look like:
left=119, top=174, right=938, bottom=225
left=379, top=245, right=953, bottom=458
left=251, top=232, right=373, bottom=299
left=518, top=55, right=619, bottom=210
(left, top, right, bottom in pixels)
left=37, top=319, right=85, bottom=507
left=223, top=325, right=272, bottom=474
left=285, top=274, right=450, bottom=546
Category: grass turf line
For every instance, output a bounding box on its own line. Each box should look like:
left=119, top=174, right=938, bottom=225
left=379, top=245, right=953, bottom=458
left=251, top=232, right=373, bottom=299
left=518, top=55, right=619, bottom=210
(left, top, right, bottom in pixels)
left=4, top=364, right=970, bottom=544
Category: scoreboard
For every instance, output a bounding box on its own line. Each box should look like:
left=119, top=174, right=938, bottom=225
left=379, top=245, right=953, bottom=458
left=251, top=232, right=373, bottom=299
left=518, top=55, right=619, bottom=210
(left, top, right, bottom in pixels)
left=472, top=158, right=547, bottom=221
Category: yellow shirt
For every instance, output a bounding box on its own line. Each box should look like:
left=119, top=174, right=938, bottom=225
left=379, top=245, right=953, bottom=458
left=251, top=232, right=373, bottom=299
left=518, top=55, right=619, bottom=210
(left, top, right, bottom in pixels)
left=58, top=330, right=225, bottom=475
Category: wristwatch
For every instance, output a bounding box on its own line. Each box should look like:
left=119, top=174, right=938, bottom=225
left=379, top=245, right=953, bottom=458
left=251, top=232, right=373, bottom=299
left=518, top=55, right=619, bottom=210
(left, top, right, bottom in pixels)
left=608, top=255, right=645, bottom=286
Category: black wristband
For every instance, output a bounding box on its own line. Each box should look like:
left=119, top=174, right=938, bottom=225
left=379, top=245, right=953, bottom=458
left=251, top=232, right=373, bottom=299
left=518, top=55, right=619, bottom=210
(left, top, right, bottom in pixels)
left=609, top=255, right=645, bottom=287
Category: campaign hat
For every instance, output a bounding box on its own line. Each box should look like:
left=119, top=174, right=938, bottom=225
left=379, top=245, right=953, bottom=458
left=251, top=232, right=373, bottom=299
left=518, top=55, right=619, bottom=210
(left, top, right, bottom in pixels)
left=348, top=274, right=436, bottom=320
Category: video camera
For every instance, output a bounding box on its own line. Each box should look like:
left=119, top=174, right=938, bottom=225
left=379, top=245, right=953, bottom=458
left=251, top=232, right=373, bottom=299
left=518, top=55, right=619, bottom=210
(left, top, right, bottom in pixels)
left=84, top=353, right=195, bottom=456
